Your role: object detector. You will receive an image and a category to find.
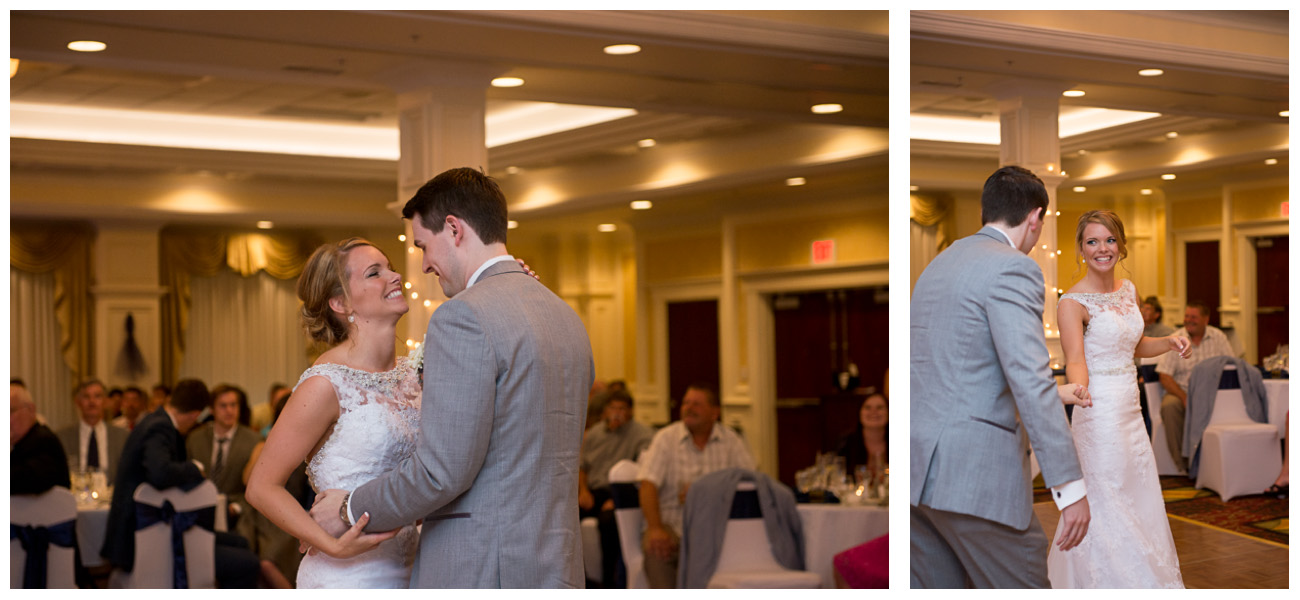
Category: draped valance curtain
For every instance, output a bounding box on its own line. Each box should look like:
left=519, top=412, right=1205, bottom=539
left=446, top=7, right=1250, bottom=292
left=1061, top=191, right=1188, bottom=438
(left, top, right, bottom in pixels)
left=10, top=222, right=96, bottom=383
left=910, top=193, right=955, bottom=291
left=160, top=229, right=323, bottom=385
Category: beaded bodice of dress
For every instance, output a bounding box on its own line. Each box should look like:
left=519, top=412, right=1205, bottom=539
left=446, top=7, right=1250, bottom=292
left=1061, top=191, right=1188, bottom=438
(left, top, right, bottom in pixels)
left=298, top=357, right=422, bottom=493
left=1060, top=279, right=1143, bottom=378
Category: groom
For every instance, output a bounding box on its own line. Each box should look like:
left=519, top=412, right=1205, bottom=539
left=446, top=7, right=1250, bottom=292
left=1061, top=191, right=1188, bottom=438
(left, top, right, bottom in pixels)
left=910, top=166, right=1091, bottom=588
left=311, top=167, right=595, bottom=587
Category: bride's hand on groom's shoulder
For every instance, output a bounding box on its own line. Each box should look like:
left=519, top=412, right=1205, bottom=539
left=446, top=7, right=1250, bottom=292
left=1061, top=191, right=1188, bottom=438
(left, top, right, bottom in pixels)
left=516, top=258, right=539, bottom=281
left=1057, top=383, right=1091, bottom=408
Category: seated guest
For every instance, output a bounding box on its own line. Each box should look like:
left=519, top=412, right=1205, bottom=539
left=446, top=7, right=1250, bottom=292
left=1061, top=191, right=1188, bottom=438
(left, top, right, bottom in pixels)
left=579, top=390, right=653, bottom=587
left=56, top=379, right=129, bottom=482
left=1141, top=296, right=1175, bottom=337
left=106, top=387, right=124, bottom=422
left=254, top=384, right=290, bottom=439
left=242, top=391, right=309, bottom=583
left=186, top=384, right=261, bottom=534
left=148, top=383, right=170, bottom=412
left=838, top=393, right=888, bottom=483
left=11, top=382, right=71, bottom=494
left=102, top=379, right=287, bottom=588
left=638, top=384, right=756, bottom=588
left=1157, top=302, right=1236, bottom=472
left=111, top=386, right=147, bottom=430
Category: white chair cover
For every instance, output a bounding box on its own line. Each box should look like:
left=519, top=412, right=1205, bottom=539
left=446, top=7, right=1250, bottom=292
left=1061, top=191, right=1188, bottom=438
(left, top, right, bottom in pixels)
left=581, top=516, right=602, bottom=584
left=10, top=487, right=78, bottom=589
left=706, top=481, right=821, bottom=589
left=1195, top=380, right=1282, bottom=501
left=608, top=459, right=648, bottom=589
left=110, top=480, right=218, bottom=589
left=1143, top=379, right=1184, bottom=475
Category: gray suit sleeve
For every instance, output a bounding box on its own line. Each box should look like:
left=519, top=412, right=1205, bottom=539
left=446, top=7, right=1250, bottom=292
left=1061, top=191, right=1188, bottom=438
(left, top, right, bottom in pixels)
left=985, top=258, right=1083, bottom=490
left=351, top=299, right=497, bottom=531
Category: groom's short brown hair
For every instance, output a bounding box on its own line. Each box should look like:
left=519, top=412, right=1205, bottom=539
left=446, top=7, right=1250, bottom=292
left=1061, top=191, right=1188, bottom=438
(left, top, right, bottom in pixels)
left=981, top=165, right=1049, bottom=227
left=402, top=167, right=509, bottom=245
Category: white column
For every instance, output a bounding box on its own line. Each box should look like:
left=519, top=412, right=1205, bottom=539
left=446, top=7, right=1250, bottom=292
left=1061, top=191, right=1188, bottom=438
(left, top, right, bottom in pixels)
left=376, top=60, right=504, bottom=346
left=989, top=80, right=1069, bottom=364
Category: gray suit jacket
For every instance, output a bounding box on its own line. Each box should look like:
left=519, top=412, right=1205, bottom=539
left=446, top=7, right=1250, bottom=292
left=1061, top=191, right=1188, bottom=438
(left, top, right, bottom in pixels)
left=55, top=421, right=129, bottom=482
left=352, top=259, right=595, bottom=588
left=185, top=423, right=261, bottom=505
left=910, top=226, right=1083, bottom=530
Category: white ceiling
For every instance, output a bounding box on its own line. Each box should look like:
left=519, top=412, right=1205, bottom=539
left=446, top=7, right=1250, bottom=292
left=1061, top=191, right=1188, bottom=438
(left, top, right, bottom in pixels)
left=9, top=10, right=888, bottom=230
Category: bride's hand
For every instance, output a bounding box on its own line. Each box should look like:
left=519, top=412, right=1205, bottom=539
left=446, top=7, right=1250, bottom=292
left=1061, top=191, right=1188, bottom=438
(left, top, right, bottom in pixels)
left=1168, top=335, right=1192, bottom=359
left=1057, top=383, right=1091, bottom=408
left=516, top=258, right=539, bottom=281
left=325, top=512, right=401, bottom=559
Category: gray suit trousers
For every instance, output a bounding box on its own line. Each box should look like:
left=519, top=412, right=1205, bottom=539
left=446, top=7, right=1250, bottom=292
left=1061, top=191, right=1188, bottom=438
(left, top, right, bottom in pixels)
left=911, top=503, right=1049, bottom=589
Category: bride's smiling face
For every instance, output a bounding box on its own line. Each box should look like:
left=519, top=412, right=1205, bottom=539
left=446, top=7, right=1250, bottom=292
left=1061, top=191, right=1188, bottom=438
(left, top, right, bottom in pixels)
left=1079, top=223, right=1120, bottom=273
left=342, top=245, right=409, bottom=323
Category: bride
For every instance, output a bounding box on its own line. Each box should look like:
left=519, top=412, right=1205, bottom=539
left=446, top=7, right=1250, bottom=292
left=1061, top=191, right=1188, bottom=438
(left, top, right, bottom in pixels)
left=1047, top=211, right=1191, bottom=588
left=247, top=237, right=418, bottom=588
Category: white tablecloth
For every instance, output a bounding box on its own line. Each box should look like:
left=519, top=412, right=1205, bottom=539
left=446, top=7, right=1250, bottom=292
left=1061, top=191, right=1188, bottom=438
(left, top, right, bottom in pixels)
left=1264, top=379, right=1289, bottom=438
left=76, top=504, right=110, bottom=568
left=796, top=503, right=888, bottom=588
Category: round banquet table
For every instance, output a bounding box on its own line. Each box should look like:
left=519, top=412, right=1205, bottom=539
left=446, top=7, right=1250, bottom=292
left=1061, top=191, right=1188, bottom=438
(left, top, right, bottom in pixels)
left=796, top=503, right=888, bottom=588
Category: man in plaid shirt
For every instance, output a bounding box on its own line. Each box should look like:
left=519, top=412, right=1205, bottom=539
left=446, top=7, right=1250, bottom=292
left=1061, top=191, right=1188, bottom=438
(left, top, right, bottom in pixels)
left=636, top=384, right=755, bottom=588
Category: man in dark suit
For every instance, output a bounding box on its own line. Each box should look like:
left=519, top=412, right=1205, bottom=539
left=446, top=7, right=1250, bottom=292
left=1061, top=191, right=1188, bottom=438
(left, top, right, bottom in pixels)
left=186, top=384, right=261, bottom=535
left=55, top=379, right=129, bottom=482
left=11, top=381, right=72, bottom=494
left=102, top=379, right=264, bottom=588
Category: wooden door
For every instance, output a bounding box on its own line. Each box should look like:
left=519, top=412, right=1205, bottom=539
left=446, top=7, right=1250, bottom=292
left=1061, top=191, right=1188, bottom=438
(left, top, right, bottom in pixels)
left=1255, top=235, right=1288, bottom=362
left=1184, top=241, right=1221, bottom=327
left=666, top=299, right=719, bottom=425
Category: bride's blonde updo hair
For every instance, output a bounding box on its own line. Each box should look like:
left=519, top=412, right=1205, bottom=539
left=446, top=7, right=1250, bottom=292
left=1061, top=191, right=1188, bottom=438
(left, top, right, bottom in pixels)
left=1073, top=210, right=1130, bottom=279
left=298, top=237, right=376, bottom=347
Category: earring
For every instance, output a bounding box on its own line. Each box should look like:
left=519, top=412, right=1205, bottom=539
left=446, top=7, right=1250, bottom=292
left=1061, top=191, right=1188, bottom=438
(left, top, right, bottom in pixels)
left=348, top=314, right=355, bottom=323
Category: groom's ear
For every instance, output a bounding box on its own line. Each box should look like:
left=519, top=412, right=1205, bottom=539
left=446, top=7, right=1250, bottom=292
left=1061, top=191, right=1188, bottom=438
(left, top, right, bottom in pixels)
left=446, top=215, right=464, bottom=246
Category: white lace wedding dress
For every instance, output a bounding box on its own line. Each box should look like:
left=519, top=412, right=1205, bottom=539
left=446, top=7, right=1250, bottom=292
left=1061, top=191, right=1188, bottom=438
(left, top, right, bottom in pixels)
left=1047, top=279, right=1184, bottom=588
left=294, top=358, right=422, bottom=589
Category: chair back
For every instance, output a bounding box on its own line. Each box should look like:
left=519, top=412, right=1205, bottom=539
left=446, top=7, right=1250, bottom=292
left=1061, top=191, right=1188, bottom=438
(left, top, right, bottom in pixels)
left=121, top=480, right=218, bottom=588
left=1208, top=365, right=1256, bottom=426
left=714, top=481, right=783, bottom=572
left=607, top=459, right=648, bottom=589
left=10, top=487, right=78, bottom=588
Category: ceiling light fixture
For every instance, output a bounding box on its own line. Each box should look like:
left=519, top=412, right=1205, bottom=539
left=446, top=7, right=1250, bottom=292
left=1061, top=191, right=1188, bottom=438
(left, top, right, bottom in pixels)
left=1141, top=189, right=1153, bottom=195
left=507, top=220, right=518, bottom=230
left=637, top=138, right=656, bottom=148
left=786, top=177, right=806, bottom=186
left=398, top=234, right=406, bottom=242
left=1165, top=131, right=1178, bottom=139
left=1265, top=158, right=1278, bottom=165
left=10, top=58, right=18, bottom=78
left=1161, top=174, right=1176, bottom=180
left=1062, top=90, right=1086, bottom=98
left=910, top=186, right=919, bottom=191
left=604, top=44, right=641, bottom=55
left=491, top=77, right=524, bottom=88
left=506, top=166, right=520, bottom=175
left=1138, top=68, right=1164, bottom=77
left=630, top=200, right=652, bottom=210
left=597, top=224, right=617, bottom=233
left=257, top=221, right=273, bottom=229
left=1073, top=186, right=1086, bottom=192
left=811, top=103, right=842, bottom=114
left=67, top=40, right=107, bottom=52
left=1281, top=111, right=1290, bottom=118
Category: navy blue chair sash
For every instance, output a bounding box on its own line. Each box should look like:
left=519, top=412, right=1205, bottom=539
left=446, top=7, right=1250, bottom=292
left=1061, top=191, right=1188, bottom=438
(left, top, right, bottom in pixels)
left=1138, top=364, right=1160, bottom=382
left=10, top=520, right=76, bottom=589
left=1218, top=369, right=1242, bottom=390
left=730, top=489, right=762, bottom=519
left=610, top=482, right=640, bottom=509
left=135, top=499, right=215, bottom=589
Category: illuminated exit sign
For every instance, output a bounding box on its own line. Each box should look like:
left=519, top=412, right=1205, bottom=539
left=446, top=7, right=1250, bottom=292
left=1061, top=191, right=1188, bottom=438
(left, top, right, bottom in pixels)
left=812, top=239, right=835, bottom=264
left=1283, top=201, right=1289, bottom=217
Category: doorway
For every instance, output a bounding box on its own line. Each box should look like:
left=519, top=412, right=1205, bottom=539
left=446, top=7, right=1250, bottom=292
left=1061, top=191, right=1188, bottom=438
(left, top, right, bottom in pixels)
left=1255, top=235, right=1288, bottom=362
left=1184, top=240, right=1222, bottom=327
left=772, top=286, right=888, bottom=488
left=666, top=299, right=719, bottom=425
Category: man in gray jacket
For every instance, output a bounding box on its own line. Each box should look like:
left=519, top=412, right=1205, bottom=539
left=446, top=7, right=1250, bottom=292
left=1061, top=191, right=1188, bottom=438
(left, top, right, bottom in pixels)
left=910, top=166, right=1091, bottom=588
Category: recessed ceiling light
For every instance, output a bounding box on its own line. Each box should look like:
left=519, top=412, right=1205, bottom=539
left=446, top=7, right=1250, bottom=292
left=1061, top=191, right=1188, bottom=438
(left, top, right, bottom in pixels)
left=630, top=200, right=652, bottom=210
left=1138, top=68, right=1164, bottom=77
left=1073, top=186, right=1086, bottom=192
left=1077, top=149, right=1089, bottom=156
left=811, top=103, right=842, bottom=114
left=1165, top=131, right=1179, bottom=139
left=491, top=77, right=524, bottom=88
left=597, top=224, right=617, bottom=233
left=1281, top=111, right=1291, bottom=118
left=1062, top=90, right=1086, bottom=98
left=637, top=138, right=656, bottom=148
left=506, top=166, right=520, bottom=175
left=256, top=221, right=273, bottom=229
left=1265, top=158, right=1278, bottom=165
left=67, top=40, right=106, bottom=52
left=1161, top=174, right=1176, bottom=180
left=398, top=234, right=406, bottom=242
left=910, top=185, right=919, bottom=191
left=1141, top=188, right=1153, bottom=195
left=507, top=220, right=518, bottom=230
left=786, top=177, right=806, bottom=186
left=10, top=58, right=18, bottom=78
left=604, top=44, right=641, bottom=55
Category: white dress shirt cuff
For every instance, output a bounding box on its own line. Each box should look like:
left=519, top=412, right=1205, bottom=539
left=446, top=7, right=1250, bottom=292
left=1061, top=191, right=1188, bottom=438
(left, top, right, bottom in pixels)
left=1051, top=478, right=1087, bottom=510
left=345, top=492, right=356, bottom=526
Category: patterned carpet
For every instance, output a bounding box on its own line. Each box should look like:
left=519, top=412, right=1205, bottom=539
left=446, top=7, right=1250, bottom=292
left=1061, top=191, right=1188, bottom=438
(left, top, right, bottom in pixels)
left=1035, top=475, right=1288, bottom=546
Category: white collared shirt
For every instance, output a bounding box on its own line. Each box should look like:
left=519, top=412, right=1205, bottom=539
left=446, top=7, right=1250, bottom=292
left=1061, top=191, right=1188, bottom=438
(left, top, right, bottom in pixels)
left=466, top=255, right=516, bottom=290
left=987, top=224, right=1016, bottom=248
left=211, top=424, right=235, bottom=467
left=76, top=420, right=110, bottom=473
